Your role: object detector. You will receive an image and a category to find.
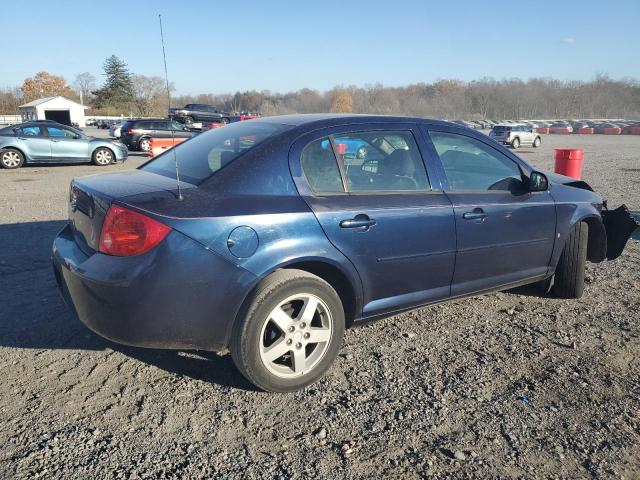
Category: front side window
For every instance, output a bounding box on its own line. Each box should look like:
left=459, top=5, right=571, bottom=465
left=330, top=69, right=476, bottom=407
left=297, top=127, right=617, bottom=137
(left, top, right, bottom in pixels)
left=300, top=138, right=344, bottom=193
left=333, top=131, right=429, bottom=192
left=429, top=131, right=524, bottom=192
left=142, top=121, right=292, bottom=185
left=46, top=126, right=76, bottom=138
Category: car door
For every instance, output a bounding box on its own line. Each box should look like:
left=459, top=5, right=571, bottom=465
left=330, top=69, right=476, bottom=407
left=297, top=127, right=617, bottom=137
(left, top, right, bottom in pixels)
left=290, top=124, right=456, bottom=318
left=14, top=125, right=50, bottom=161
left=424, top=127, right=557, bottom=297
left=46, top=125, right=90, bottom=162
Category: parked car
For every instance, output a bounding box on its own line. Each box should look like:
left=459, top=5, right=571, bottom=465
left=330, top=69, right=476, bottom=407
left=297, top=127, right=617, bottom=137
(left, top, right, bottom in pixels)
left=120, top=119, right=196, bottom=152
left=0, top=120, right=127, bottom=168
left=168, top=104, right=232, bottom=126
left=52, top=115, right=638, bottom=392
left=489, top=124, right=542, bottom=148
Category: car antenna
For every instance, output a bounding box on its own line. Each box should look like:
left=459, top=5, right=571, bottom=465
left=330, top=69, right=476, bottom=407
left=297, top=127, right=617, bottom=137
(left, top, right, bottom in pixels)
left=158, top=13, right=183, bottom=201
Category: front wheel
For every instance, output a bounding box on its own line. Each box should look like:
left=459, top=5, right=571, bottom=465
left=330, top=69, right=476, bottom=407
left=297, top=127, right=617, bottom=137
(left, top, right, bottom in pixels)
left=533, top=136, right=541, bottom=148
left=231, top=269, right=345, bottom=392
left=92, top=147, right=114, bottom=166
left=0, top=149, right=24, bottom=169
left=221, top=117, right=230, bottom=124
left=553, top=222, right=588, bottom=298
left=511, top=137, right=520, bottom=149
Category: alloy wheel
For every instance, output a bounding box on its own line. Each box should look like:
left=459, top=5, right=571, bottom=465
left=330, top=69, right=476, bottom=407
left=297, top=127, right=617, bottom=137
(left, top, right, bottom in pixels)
left=140, top=139, right=150, bottom=152
left=259, top=293, right=333, bottom=378
left=1, top=151, right=21, bottom=168
left=95, top=149, right=113, bottom=165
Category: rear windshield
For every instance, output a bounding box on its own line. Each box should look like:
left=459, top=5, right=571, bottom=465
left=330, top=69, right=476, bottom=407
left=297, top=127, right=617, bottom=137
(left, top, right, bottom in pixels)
left=141, top=121, right=292, bottom=185
left=492, top=126, right=512, bottom=131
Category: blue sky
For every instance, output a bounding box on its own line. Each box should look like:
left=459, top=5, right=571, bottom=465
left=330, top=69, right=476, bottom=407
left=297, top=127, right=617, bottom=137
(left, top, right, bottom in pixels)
left=1, top=0, right=639, bottom=95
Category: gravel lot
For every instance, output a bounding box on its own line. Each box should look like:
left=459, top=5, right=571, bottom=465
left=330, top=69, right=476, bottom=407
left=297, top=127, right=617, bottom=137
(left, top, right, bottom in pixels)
left=1, top=128, right=639, bottom=479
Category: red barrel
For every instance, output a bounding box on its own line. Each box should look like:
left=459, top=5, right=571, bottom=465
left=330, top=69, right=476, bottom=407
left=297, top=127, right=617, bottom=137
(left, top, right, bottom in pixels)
left=554, top=149, right=584, bottom=179
left=335, top=142, right=347, bottom=155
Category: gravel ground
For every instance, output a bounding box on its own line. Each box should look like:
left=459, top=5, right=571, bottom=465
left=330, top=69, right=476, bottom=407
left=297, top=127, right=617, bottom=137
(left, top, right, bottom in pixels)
left=0, top=129, right=639, bottom=479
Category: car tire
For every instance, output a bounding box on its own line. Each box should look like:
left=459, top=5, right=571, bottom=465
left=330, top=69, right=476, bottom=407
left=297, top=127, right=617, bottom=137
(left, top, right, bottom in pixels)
left=221, top=117, right=230, bottom=124
left=92, top=147, right=114, bottom=166
left=0, top=149, right=24, bottom=169
left=138, top=137, right=151, bottom=152
left=511, top=137, right=520, bottom=149
left=231, top=269, right=345, bottom=392
left=553, top=222, right=588, bottom=299
left=183, top=116, right=194, bottom=126
left=533, top=136, right=541, bottom=148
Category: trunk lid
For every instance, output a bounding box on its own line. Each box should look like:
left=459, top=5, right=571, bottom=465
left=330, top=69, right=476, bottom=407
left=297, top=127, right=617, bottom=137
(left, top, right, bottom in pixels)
left=68, top=171, right=195, bottom=253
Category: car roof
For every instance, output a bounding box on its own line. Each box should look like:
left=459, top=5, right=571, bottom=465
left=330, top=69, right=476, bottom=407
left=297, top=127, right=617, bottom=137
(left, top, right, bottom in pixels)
left=254, top=113, right=455, bottom=129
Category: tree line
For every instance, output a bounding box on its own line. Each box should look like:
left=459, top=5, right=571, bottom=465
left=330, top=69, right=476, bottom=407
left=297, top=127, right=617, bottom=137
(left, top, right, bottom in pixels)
left=1, top=55, right=639, bottom=120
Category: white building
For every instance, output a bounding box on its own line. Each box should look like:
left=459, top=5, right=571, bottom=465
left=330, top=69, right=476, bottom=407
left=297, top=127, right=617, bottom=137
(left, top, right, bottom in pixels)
left=19, top=96, right=89, bottom=127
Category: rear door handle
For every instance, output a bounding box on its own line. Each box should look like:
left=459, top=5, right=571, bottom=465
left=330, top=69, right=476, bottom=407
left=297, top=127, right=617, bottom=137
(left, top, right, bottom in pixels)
left=463, top=208, right=488, bottom=220
left=340, top=214, right=376, bottom=229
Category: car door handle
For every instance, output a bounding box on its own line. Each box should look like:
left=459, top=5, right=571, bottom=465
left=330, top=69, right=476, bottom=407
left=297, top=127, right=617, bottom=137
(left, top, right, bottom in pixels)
left=462, top=208, right=488, bottom=220
left=340, top=214, right=376, bottom=229
left=51, top=139, right=61, bottom=143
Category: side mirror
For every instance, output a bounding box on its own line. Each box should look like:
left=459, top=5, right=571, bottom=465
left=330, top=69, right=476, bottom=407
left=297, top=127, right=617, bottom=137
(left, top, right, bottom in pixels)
left=529, top=171, right=548, bottom=192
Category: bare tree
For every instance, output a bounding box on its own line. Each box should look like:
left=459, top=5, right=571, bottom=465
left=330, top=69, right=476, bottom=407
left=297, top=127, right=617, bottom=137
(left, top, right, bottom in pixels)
left=74, top=72, right=96, bottom=105
left=131, top=75, right=170, bottom=116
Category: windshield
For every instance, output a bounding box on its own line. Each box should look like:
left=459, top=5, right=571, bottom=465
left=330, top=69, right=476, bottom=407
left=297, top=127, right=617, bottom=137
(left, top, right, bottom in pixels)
left=141, top=121, right=292, bottom=185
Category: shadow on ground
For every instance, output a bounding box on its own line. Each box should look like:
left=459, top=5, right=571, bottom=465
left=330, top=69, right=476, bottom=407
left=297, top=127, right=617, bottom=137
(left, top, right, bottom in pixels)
left=0, top=220, right=253, bottom=390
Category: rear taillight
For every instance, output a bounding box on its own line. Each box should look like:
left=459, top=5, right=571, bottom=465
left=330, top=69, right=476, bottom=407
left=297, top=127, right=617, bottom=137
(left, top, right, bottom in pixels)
left=99, top=205, right=171, bottom=256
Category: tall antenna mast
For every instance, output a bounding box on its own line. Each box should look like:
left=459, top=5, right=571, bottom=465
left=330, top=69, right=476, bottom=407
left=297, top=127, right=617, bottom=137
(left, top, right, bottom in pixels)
left=158, top=13, right=183, bottom=201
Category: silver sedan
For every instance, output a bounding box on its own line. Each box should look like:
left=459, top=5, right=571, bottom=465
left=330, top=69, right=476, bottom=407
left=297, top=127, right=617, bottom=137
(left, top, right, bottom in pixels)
left=0, top=121, right=128, bottom=169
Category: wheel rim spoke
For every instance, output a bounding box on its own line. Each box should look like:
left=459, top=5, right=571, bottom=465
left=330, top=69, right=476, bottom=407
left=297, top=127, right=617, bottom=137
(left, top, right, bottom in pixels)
left=262, top=338, right=290, bottom=362
left=307, top=327, right=331, bottom=344
left=300, top=296, right=318, bottom=323
left=292, top=348, right=306, bottom=374
left=270, top=307, right=293, bottom=333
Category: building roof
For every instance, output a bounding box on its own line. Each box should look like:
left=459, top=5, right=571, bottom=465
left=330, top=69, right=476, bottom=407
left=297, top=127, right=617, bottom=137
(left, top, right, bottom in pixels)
left=19, top=96, right=88, bottom=109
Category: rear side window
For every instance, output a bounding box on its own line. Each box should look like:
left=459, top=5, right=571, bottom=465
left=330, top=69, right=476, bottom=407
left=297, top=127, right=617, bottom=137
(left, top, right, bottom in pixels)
left=334, top=131, right=429, bottom=192
left=301, top=138, right=344, bottom=193
left=142, top=121, right=292, bottom=185
left=493, top=126, right=511, bottom=132
left=16, top=126, right=43, bottom=136
left=301, top=130, right=429, bottom=194
left=429, top=131, right=524, bottom=192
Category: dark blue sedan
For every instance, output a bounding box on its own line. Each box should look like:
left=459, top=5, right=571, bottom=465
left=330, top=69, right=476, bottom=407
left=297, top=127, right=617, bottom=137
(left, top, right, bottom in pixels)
left=52, top=114, right=638, bottom=392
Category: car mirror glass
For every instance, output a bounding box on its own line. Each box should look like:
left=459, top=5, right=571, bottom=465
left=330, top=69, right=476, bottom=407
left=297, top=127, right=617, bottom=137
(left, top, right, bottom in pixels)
left=529, top=171, right=548, bottom=192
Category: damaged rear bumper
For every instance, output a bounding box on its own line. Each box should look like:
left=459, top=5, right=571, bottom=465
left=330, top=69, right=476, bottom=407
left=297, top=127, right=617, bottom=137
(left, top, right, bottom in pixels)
left=602, top=205, right=639, bottom=260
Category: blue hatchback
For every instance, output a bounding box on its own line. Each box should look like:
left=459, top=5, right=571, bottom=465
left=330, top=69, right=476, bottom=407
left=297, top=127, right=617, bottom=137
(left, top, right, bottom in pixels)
left=52, top=114, right=637, bottom=392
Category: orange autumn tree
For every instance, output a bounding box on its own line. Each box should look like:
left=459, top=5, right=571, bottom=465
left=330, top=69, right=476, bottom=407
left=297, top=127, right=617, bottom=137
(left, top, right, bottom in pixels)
left=330, top=90, right=353, bottom=113
left=21, top=72, right=74, bottom=103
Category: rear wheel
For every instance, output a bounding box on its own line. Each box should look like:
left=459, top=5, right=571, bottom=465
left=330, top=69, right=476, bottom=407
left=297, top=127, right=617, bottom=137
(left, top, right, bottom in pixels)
left=221, top=117, right=230, bottom=124
left=231, top=269, right=345, bottom=392
left=92, top=147, right=114, bottom=166
left=0, top=149, right=24, bottom=169
left=138, top=137, right=151, bottom=152
left=553, top=222, right=588, bottom=298
left=511, top=137, right=520, bottom=149
left=183, top=116, right=194, bottom=126
left=533, top=136, right=541, bottom=148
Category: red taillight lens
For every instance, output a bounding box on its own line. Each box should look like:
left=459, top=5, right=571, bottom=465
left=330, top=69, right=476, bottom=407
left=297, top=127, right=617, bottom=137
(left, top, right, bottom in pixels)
left=99, top=205, right=171, bottom=256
